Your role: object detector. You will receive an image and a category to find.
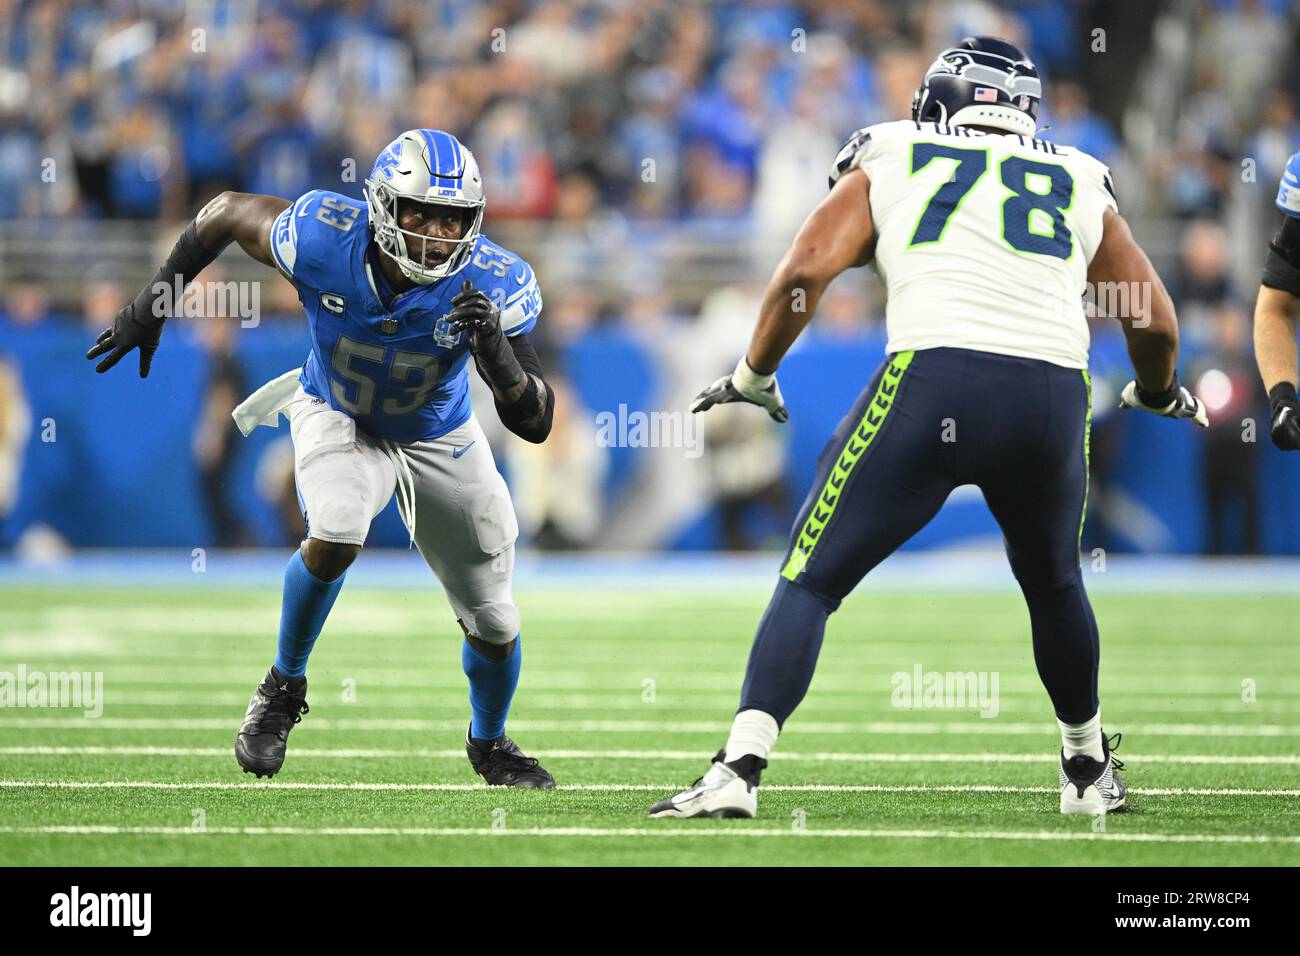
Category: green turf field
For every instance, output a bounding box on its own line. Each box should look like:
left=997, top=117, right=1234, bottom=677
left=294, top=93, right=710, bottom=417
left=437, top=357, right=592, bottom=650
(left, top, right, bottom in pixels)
left=1, top=583, right=1297, bottom=866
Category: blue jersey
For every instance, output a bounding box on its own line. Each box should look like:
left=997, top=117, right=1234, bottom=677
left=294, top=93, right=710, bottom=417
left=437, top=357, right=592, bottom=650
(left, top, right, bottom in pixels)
left=1277, top=151, right=1300, bottom=218
left=268, top=189, right=542, bottom=442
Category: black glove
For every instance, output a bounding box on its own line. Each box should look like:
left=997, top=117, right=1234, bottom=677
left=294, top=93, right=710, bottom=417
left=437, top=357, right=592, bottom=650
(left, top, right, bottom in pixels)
left=86, top=301, right=165, bottom=377
left=86, top=220, right=218, bottom=378
left=1269, top=381, right=1300, bottom=450
left=447, top=279, right=525, bottom=396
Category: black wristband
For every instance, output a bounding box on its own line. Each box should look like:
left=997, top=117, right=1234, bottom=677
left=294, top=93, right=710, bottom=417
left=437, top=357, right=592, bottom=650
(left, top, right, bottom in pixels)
left=1135, top=374, right=1179, bottom=410
left=1269, top=381, right=1298, bottom=410
left=131, top=220, right=220, bottom=328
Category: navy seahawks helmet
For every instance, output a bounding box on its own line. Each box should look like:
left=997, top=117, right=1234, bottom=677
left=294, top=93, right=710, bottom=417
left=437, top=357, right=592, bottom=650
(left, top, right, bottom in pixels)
left=911, top=37, right=1041, bottom=138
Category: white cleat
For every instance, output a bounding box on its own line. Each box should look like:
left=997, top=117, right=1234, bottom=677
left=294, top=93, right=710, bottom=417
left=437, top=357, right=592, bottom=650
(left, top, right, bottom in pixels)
left=1060, top=732, right=1128, bottom=814
left=649, top=750, right=766, bottom=819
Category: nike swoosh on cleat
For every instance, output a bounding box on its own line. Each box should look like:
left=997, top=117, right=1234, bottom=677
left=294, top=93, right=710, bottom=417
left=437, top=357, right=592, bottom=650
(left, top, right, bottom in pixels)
left=452, top=441, right=476, bottom=459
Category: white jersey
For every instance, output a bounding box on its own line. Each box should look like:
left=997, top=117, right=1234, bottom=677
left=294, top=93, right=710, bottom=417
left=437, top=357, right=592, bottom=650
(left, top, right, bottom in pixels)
left=832, top=120, right=1117, bottom=369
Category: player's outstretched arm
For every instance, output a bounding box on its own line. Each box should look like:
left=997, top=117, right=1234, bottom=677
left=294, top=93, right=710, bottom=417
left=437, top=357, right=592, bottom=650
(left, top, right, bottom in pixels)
left=692, top=167, right=876, bottom=422
left=1254, top=285, right=1300, bottom=397
left=1253, top=210, right=1300, bottom=449
left=1089, top=208, right=1206, bottom=427
left=86, top=191, right=290, bottom=377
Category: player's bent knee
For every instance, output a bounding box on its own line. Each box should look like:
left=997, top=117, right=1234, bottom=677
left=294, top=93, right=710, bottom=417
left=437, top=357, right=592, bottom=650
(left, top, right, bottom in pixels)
left=303, top=537, right=360, bottom=580
left=472, top=601, right=521, bottom=645
left=312, top=495, right=370, bottom=545
left=1013, top=563, right=1084, bottom=594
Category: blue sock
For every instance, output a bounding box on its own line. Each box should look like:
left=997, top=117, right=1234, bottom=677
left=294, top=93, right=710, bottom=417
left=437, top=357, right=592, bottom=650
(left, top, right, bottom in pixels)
left=462, top=636, right=521, bottom=741
left=273, top=549, right=345, bottom=679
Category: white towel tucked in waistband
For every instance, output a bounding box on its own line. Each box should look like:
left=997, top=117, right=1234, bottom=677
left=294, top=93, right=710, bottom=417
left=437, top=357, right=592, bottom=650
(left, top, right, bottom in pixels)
left=231, top=369, right=304, bottom=436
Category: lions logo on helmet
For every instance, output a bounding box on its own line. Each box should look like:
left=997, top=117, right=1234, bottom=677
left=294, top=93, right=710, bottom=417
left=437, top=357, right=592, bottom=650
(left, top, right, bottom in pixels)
left=364, top=129, right=485, bottom=285
left=911, top=36, right=1042, bottom=138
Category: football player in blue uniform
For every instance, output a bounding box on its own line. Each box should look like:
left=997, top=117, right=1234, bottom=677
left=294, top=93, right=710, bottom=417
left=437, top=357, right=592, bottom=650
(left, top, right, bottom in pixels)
left=87, top=129, right=556, bottom=787
left=1255, top=150, right=1300, bottom=449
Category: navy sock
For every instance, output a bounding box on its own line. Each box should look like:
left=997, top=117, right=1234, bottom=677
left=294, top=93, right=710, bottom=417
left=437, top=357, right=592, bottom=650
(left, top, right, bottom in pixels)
left=738, top=577, right=839, bottom=726
left=273, top=549, right=345, bottom=679
left=463, top=636, right=521, bottom=741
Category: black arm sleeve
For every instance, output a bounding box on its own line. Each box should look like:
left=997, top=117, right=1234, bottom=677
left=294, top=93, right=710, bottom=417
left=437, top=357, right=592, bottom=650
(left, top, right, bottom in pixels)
left=132, top=220, right=222, bottom=326
left=1262, top=215, right=1300, bottom=297
left=477, top=332, right=554, bottom=444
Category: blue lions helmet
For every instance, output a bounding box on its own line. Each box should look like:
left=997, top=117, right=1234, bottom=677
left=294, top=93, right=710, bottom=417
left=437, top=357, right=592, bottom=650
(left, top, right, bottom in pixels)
left=911, top=36, right=1042, bottom=138
left=364, top=129, right=485, bottom=284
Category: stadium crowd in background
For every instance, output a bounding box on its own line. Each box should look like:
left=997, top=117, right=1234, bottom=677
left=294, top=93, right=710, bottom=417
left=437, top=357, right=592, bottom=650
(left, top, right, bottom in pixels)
left=0, top=0, right=1298, bottom=553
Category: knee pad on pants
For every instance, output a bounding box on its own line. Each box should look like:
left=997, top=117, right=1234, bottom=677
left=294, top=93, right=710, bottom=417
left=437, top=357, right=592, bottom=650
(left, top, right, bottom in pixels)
left=468, top=601, right=521, bottom=645
left=309, top=476, right=372, bottom=544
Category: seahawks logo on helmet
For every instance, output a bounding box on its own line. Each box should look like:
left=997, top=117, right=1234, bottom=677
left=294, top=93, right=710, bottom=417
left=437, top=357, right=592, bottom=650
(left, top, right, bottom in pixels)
left=911, top=36, right=1042, bottom=139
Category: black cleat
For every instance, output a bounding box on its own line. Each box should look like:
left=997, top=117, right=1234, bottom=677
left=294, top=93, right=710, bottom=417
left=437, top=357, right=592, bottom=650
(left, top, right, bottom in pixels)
left=465, top=725, right=556, bottom=788
left=235, top=668, right=309, bottom=778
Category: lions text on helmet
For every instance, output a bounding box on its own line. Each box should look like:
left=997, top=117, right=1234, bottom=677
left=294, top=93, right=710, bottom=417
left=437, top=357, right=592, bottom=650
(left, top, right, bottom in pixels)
left=365, top=129, right=486, bottom=284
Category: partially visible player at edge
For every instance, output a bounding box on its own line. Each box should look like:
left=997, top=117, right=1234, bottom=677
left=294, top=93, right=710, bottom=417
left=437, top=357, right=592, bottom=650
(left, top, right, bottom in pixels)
left=87, top=129, right=557, bottom=788
left=652, top=37, right=1208, bottom=820
left=1254, top=150, right=1300, bottom=450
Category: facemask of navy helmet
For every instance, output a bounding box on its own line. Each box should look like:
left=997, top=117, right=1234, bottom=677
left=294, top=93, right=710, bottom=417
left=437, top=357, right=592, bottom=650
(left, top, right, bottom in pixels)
left=910, top=36, right=1042, bottom=138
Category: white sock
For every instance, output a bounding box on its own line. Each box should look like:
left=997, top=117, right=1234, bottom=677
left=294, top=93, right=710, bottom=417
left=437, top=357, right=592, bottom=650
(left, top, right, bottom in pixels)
left=1058, top=711, right=1104, bottom=761
left=723, top=709, right=780, bottom=763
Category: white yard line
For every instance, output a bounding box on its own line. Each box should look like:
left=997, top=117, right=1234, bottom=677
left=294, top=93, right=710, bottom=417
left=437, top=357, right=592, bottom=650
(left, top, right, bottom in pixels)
left=69, top=693, right=1300, bottom=715
left=9, top=671, right=1300, bottom=694
left=0, top=823, right=1295, bottom=845
left=2, top=745, right=1297, bottom=765
left=2, top=716, right=1297, bottom=736
left=0, top=779, right=1295, bottom=797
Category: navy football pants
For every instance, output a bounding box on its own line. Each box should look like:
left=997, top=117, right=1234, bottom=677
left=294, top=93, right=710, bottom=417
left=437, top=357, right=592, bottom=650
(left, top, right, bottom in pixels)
left=739, top=347, right=1100, bottom=725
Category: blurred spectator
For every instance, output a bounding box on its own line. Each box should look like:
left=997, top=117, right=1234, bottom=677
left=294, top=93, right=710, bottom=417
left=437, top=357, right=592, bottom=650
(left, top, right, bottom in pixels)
left=702, top=397, right=791, bottom=551
left=1172, top=219, right=1234, bottom=349
left=508, top=375, right=607, bottom=549
left=255, top=435, right=307, bottom=546
left=191, top=288, right=251, bottom=547
left=1041, top=81, right=1120, bottom=166
left=0, top=352, right=31, bottom=549
left=1193, top=302, right=1265, bottom=554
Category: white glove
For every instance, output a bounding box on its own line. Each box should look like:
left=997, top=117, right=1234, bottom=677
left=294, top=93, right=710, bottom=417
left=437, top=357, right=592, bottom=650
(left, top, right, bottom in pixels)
left=691, top=357, right=789, bottom=423
left=1118, top=376, right=1208, bottom=428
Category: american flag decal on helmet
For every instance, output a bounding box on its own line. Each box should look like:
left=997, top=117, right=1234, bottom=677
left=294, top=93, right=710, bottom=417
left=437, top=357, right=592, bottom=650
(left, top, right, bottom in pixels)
left=974, top=87, right=997, bottom=102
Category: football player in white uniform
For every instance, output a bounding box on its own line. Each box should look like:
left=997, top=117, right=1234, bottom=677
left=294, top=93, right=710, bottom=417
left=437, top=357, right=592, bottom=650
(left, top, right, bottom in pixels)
left=652, top=37, right=1207, bottom=820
